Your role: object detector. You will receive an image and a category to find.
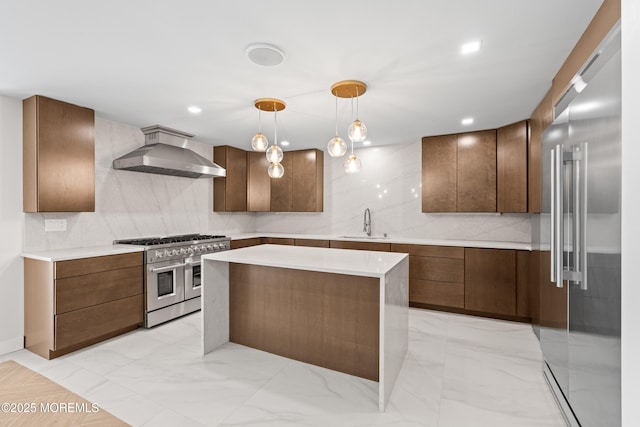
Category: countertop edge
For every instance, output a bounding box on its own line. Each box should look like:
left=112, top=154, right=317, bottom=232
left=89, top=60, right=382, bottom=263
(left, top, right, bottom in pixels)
left=227, top=233, right=533, bottom=251
left=22, top=245, right=145, bottom=262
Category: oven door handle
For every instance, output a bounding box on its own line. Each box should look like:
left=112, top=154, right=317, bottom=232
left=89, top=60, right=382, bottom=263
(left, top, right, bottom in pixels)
left=150, top=263, right=186, bottom=273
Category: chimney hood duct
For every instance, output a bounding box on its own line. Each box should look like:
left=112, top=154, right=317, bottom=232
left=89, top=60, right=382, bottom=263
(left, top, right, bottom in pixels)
left=112, top=125, right=226, bottom=178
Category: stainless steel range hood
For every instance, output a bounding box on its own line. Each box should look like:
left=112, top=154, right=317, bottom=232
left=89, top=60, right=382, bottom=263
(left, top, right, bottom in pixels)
left=113, top=125, right=226, bottom=178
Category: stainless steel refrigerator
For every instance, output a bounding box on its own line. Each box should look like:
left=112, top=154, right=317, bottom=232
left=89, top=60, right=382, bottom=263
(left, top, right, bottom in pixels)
left=538, top=22, right=621, bottom=427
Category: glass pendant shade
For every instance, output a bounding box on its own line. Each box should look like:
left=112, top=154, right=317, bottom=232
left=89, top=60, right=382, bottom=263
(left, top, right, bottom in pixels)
left=268, top=162, right=284, bottom=178
left=265, top=145, right=283, bottom=163
left=251, top=132, right=269, bottom=151
left=327, top=136, right=347, bottom=157
left=348, top=119, right=367, bottom=143
left=343, top=153, right=361, bottom=174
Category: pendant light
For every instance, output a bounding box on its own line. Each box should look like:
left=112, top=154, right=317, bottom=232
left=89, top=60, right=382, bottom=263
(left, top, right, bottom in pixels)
left=347, top=86, right=367, bottom=143
left=254, top=98, right=286, bottom=178
left=330, top=80, right=367, bottom=173
left=250, top=108, right=269, bottom=151
left=327, top=95, right=347, bottom=157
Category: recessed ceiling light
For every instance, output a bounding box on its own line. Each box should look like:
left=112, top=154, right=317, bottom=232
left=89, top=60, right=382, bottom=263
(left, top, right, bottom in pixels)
left=187, top=106, right=202, bottom=114
left=245, top=43, right=286, bottom=67
left=461, top=117, right=474, bottom=125
left=280, top=140, right=290, bottom=147
left=362, top=140, right=371, bottom=146
left=461, top=40, right=482, bottom=55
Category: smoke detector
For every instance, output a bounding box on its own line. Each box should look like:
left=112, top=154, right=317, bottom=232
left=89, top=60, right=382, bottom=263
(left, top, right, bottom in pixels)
left=245, top=43, right=286, bottom=67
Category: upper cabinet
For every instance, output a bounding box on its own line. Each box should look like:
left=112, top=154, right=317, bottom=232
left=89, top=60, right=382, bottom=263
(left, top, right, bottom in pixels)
left=290, top=149, right=323, bottom=212
left=422, top=120, right=528, bottom=213
left=457, top=130, right=497, bottom=212
left=497, top=120, right=528, bottom=213
left=247, top=151, right=271, bottom=212
left=214, top=145, right=247, bottom=212
left=217, top=147, right=323, bottom=213
left=23, top=95, right=95, bottom=212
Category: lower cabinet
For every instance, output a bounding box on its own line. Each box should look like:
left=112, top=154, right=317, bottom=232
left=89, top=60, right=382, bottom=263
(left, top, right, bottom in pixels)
left=391, top=244, right=465, bottom=309
left=24, top=252, right=143, bottom=359
left=464, top=248, right=516, bottom=316
left=230, top=237, right=263, bottom=249
left=329, top=240, right=391, bottom=252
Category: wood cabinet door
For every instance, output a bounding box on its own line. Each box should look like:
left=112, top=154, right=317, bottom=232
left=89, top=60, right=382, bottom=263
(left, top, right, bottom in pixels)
left=457, top=130, right=497, bottom=212
left=464, top=248, right=516, bottom=316
left=497, top=121, right=528, bottom=212
left=292, top=149, right=323, bottom=212
left=422, top=135, right=457, bottom=212
left=24, top=95, right=95, bottom=212
left=270, top=154, right=293, bottom=212
left=213, top=146, right=247, bottom=212
left=247, top=151, right=271, bottom=212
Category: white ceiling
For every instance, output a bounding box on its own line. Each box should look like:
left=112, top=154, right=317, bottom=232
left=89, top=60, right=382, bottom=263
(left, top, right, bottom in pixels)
left=0, top=0, right=604, bottom=151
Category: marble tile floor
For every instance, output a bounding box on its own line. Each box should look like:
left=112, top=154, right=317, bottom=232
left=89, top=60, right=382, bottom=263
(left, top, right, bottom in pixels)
left=0, top=309, right=565, bottom=427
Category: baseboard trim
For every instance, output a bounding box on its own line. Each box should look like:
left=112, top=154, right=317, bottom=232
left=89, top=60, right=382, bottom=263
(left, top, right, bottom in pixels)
left=0, top=336, right=24, bottom=356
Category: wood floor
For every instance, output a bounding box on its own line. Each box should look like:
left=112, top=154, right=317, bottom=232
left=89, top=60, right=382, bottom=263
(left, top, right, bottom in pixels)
left=0, top=360, right=128, bottom=426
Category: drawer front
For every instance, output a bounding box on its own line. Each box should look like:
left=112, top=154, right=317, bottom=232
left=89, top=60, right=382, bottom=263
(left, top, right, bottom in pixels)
left=55, top=265, right=143, bottom=314
left=294, top=239, right=331, bottom=248
left=409, top=256, right=464, bottom=283
left=330, top=240, right=391, bottom=252
left=391, top=243, right=464, bottom=259
left=261, top=237, right=295, bottom=245
left=55, top=294, right=143, bottom=350
left=56, top=252, right=143, bottom=279
left=230, top=238, right=262, bottom=249
left=410, top=279, right=464, bottom=308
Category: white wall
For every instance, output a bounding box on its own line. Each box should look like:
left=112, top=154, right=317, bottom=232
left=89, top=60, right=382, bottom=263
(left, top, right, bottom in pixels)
left=621, top=1, right=639, bottom=425
left=24, top=118, right=256, bottom=251
left=0, top=96, right=25, bottom=354
left=256, top=142, right=532, bottom=242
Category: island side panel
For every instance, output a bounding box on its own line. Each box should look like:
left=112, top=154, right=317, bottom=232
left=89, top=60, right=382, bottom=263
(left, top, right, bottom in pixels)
left=379, top=255, right=409, bottom=411
left=228, top=263, right=380, bottom=382
left=202, top=259, right=229, bottom=354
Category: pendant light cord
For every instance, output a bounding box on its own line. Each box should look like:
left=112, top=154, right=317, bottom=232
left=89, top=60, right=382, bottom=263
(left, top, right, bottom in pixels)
left=273, top=102, right=278, bottom=147
left=335, top=95, right=339, bottom=136
left=258, top=108, right=262, bottom=133
left=355, top=87, right=359, bottom=120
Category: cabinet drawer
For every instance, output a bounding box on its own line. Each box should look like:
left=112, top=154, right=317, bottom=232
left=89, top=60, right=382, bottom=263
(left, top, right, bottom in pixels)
left=55, top=266, right=143, bottom=314
left=262, top=237, right=295, bottom=245
left=56, top=252, right=142, bottom=279
left=330, top=240, right=391, bottom=252
left=294, top=239, right=330, bottom=248
left=231, top=238, right=262, bottom=249
left=391, top=243, right=464, bottom=259
left=410, top=279, right=464, bottom=308
left=55, top=294, right=143, bottom=350
left=409, top=256, right=464, bottom=283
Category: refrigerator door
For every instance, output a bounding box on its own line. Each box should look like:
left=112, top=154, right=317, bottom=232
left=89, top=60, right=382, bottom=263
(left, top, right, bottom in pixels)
left=540, top=24, right=621, bottom=427
left=566, top=45, right=621, bottom=427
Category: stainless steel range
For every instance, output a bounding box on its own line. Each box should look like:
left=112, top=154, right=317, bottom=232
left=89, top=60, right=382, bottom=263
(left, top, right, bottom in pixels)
left=115, top=234, right=230, bottom=327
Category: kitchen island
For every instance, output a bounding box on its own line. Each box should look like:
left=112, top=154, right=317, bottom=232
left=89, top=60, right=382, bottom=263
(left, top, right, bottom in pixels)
left=201, top=244, right=408, bottom=411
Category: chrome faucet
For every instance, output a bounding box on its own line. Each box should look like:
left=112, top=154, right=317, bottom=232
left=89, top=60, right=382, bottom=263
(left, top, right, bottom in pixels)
left=363, top=208, right=372, bottom=237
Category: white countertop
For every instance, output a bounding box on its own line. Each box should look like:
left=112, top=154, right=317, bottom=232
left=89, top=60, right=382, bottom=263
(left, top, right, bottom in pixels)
left=203, top=244, right=408, bottom=278
left=22, top=244, right=144, bottom=262
left=227, top=232, right=532, bottom=251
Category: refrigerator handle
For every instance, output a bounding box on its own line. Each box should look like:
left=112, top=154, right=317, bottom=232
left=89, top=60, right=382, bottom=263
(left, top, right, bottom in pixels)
left=579, top=142, right=588, bottom=290
left=551, top=145, right=564, bottom=287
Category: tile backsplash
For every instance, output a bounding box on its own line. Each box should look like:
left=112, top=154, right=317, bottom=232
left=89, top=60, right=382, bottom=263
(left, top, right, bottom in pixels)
left=24, top=119, right=530, bottom=251
left=24, top=118, right=255, bottom=251
left=255, top=142, right=531, bottom=242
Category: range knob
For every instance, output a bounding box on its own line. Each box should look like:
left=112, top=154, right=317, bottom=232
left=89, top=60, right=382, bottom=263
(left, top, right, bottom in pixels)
left=187, top=247, right=195, bottom=254
left=164, top=250, right=172, bottom=257
left=155, top=251, right=164, bottom=259
left=213, top=243, right=220, bottom=250
left=206, top=244, right=214, bottom=251
left=194, top=246, right=201, bottom=252
left=179, top=248, right=187, bottom=255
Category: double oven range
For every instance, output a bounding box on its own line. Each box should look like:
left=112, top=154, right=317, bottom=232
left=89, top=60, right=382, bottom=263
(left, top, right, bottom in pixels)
left=115, top=234, right=230, bottom=327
